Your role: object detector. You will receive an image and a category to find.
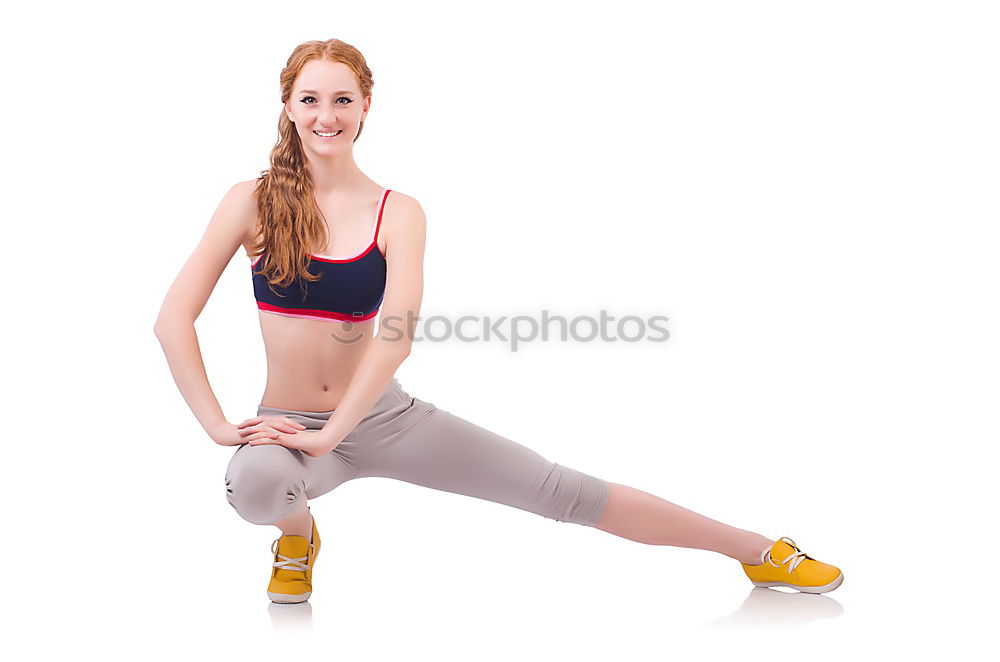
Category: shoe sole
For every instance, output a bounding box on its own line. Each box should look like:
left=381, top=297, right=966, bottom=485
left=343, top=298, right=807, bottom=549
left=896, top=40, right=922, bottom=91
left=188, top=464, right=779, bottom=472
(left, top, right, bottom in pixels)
left=751, top=571, right=844, bottom=594
left=268, top=590, right=312, bottom=604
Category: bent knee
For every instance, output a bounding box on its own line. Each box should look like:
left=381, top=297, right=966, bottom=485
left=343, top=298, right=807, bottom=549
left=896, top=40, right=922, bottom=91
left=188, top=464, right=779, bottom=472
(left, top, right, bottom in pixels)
left=224, top=444, right=306, bottom=525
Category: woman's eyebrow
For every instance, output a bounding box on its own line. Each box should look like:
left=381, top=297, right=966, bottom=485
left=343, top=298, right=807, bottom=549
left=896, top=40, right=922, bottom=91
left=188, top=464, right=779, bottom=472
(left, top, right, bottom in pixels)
left=297, top=89, right=354, bottom=95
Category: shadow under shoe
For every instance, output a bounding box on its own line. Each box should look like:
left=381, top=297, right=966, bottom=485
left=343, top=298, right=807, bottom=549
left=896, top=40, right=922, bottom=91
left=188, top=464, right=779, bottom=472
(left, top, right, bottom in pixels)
left=267, top=510, right=321, bottom=604
left=741, top=536, right=844, bottom=594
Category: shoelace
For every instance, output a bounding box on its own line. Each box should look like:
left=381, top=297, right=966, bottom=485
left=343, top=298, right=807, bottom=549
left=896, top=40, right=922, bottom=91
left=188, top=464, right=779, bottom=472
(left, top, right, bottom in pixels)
left=271, top=538, right=315, bottom=573
left=766, top=536, right=810, bottom=573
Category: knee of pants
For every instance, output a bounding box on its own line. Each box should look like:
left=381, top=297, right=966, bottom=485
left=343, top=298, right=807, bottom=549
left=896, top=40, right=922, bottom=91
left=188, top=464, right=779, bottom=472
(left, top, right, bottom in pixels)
left=224, top=445, right=306, bottom=525
left=533, top=462, right=611, bottom=527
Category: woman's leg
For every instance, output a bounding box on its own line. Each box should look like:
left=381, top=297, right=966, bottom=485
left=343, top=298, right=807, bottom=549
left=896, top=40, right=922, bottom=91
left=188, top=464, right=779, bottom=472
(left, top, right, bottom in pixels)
left=225, top=384, right=413, bottom=534
left=225, top=426, right=361, bottom=528
left=356, top=382, right=773, bottom=564
left=354, top=403, right=611, bottom=527
left=593, top=483, right=774, bottom=565
left=274, top=498, right=313, bottom=538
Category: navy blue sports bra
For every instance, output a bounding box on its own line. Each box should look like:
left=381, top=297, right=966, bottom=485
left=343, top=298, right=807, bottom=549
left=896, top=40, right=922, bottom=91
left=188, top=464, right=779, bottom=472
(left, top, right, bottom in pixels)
left=250, top=188, right=390, bottom=322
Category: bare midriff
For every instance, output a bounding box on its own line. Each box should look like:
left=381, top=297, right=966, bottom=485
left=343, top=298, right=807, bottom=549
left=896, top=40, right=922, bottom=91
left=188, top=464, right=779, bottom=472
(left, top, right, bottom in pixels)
left=255, top=310, right=377, bottom=411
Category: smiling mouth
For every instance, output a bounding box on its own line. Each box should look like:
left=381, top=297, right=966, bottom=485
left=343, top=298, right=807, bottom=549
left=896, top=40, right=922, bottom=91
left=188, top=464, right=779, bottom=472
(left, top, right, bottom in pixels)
left=314, top=130, right=342, bottom=137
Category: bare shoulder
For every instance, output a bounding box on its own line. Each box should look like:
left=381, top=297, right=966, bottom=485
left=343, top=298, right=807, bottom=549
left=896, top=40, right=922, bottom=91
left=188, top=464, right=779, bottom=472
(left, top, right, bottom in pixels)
left=226, top=178, right=263, bottom=246
left=381, top=190, right=426, bottom=269
left=229, top=178, right=261, bottom=215
left=231, top=177, right=262, bottom=199
left=383, top=189, right=426, bottom=232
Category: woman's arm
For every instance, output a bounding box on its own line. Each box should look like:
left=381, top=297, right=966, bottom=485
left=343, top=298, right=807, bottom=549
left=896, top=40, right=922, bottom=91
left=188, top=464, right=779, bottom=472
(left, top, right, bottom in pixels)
left=153, top=180, right=257, bottom=443
left=318, top=193, right=428, bottom=446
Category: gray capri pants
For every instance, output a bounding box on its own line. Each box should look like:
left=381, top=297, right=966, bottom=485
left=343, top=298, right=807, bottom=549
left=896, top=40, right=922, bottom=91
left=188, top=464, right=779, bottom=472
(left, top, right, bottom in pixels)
left=225, top=378, right=611, bottom=527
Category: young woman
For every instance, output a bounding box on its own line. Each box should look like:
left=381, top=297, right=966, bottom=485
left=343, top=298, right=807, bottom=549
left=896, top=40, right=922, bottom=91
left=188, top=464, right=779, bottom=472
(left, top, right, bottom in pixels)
left=154, top=38, right=843, bottom=604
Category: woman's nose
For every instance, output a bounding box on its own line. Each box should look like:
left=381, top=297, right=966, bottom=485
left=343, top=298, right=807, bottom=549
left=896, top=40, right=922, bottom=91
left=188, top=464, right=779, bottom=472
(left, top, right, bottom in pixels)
left=318, top=103, right=338, bottom=125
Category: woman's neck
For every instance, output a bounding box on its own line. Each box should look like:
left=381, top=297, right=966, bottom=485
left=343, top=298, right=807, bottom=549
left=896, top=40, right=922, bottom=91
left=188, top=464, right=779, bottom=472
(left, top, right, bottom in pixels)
left=304, top=153, right=366, bottom=194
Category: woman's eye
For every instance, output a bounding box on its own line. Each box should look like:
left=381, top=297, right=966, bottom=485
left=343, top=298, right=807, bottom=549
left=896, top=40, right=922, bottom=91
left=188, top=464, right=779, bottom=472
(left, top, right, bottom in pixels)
left=299, top=96, right=351, bottom=105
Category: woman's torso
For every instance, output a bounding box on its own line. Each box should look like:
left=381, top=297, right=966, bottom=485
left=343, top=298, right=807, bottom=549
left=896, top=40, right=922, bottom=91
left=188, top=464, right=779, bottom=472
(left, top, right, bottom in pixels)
left=244, top=182, right=391, bottom=411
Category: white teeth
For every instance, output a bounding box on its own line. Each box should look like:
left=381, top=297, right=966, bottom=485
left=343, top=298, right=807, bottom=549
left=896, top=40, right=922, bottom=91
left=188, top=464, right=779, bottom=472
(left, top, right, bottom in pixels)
left=314, top=130, right=341, bottom=137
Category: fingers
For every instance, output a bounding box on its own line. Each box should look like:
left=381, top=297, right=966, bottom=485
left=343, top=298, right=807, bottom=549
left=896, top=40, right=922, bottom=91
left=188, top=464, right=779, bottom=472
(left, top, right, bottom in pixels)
left=249, top=433, right=298, bottom=449
left=243, top=431, right=280, bottom=442
left=239, top=425, right=277, bottom=438
left=281, top=417, right=308, bottom=431
left=238, top=416, right=307, bottom=432
left=238, top=423, right=308, bottom=438
left=269, top=419, right=307, bottom=434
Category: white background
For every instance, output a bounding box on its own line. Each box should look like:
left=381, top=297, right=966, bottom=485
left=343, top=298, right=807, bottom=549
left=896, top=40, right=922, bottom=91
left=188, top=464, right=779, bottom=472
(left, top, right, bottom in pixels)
left=3, top=0, right=997, bottom=658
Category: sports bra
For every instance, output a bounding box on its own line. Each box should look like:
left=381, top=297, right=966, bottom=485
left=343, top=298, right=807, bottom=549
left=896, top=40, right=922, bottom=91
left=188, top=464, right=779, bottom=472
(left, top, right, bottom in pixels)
left=249, top=188, right=390, bottom=323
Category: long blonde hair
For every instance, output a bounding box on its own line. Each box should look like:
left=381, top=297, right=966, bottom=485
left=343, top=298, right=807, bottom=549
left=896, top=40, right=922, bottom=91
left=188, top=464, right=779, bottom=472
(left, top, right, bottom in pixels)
left=248, top=39, right=375, bottom=291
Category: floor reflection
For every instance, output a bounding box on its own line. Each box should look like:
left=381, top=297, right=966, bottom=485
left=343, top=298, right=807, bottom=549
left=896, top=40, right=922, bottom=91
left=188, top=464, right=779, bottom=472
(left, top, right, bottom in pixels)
left=704, top=587, right=844, bottom=629
left=268, top=601, right=314, bottom=631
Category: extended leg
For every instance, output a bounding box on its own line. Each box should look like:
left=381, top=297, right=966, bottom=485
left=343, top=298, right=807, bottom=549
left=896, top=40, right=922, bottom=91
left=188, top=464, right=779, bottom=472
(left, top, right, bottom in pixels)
left=351, top=381, right=773, bottom=564
left=593, top=483, right=773, bottom=565
left=354, top=407, right=610, bottom=526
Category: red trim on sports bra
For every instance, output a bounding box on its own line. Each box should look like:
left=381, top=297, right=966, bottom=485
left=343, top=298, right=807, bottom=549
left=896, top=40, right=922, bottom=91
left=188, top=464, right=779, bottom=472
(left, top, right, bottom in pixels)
left=309, top=242, right=379, bottom=263
left=256, top=301, right=380, bottom=322
left=373, top=187, right=388, bottom=246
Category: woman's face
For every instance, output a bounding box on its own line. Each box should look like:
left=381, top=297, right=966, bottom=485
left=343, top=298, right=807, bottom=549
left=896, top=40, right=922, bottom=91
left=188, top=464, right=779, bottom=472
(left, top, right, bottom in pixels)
left=285, top=59, right=369, bottom=152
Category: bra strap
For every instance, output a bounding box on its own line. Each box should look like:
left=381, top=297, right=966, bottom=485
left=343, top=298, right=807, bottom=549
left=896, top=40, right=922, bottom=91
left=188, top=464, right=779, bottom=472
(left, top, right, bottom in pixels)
left=371, top=189, right=391, bottom=244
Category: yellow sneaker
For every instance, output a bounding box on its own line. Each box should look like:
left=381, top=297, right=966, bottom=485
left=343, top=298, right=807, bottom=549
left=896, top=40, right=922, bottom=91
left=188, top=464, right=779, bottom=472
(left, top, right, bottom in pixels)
left=267, top=508, right=321, bottom=603
left=741, top=536, right=844, bottom=594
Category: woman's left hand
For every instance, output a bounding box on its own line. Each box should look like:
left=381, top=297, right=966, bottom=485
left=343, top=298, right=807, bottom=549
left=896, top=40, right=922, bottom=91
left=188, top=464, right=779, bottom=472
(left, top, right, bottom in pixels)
left=245, top=426, right=341, bottom=458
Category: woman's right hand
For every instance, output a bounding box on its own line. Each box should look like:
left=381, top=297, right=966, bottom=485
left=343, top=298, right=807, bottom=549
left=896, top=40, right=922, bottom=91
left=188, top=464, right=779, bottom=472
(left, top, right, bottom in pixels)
left=207, top=421, right=248, bottom=447
left=236, top=415, right=308, bottom=443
